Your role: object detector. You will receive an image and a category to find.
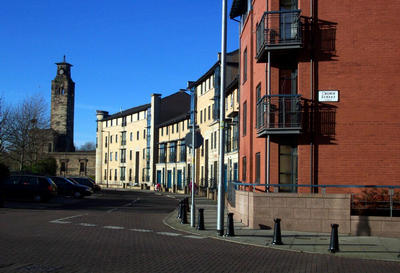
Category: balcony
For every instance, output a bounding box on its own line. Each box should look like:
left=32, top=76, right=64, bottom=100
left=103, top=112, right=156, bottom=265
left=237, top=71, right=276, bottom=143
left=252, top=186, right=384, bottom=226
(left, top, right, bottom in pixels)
left=256, top=10, right=302, bottom=62
left=256, top=94, right=303, bottom=136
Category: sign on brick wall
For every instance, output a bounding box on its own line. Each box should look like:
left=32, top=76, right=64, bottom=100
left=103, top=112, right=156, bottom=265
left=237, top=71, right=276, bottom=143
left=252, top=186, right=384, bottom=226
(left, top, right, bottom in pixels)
left=318, top=90, right=339, bottom=102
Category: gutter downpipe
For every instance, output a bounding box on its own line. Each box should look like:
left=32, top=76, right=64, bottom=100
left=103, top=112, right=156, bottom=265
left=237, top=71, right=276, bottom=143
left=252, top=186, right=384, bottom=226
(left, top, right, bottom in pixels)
left=267, top=51, right=271, bottom=192
left=310, top=0, right=314, bottom=192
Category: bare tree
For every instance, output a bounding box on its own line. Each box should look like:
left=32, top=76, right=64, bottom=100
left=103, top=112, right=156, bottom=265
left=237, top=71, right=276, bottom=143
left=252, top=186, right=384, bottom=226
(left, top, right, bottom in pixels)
left=78, top=141, right=96, bottom=151
left=3, top=94, right=49, bottom=171
left=0, top=97, right=9, bottom=154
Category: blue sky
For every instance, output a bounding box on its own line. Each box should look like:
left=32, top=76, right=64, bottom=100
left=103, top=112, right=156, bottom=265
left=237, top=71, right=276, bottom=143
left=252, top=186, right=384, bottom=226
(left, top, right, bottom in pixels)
left=0, top=0, right=239, bottom=148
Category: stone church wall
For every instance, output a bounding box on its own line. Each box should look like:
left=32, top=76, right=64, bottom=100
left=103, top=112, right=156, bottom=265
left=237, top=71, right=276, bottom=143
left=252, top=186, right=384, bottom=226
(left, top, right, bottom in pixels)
left=50, top=151, right=96, bottom=179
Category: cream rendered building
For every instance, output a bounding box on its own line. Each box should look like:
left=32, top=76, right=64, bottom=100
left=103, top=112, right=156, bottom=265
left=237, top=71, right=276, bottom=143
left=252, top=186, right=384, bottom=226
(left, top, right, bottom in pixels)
left=96, top=91, right=190, bottom=188
left=96, top=104, right=150, bottom=187
left=189, top=50, right=239, bottom=194
left=155, top=113, right=190, bottom=192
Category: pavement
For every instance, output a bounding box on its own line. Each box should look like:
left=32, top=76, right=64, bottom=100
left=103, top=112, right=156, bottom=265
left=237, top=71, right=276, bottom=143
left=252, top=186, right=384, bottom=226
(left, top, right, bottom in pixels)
left=162, top=192, right=400, bottom=263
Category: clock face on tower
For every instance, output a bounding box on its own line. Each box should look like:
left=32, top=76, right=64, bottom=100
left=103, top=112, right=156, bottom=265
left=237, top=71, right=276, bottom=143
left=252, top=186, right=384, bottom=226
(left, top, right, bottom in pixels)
left=59, top=69, right=64, bottom=75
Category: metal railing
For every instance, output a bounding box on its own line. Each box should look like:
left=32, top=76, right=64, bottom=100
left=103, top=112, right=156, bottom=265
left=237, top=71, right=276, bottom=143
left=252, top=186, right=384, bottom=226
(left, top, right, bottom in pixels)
left=231, top=182, right=400, bottom=217
left=256, top=10, right=302, bottom=56
left=256, top=94, right=303, bottom=132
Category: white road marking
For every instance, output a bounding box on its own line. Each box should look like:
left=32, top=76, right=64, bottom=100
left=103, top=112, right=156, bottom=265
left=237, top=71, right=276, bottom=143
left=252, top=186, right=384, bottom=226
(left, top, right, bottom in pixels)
left=129, top=228, right=153, bottom=233
left=183, top=235, right=205, bottom=239
left=103, top=226, right=125, bottom=230
left=51, top=214, right=87, bottom=222
left=78, top=223, right=96, bottom=227
left=107, top=198, right=141, bottom=213
left=50, top=220, right=71, bottom=224
left=156, top=232, right=181, bottom=237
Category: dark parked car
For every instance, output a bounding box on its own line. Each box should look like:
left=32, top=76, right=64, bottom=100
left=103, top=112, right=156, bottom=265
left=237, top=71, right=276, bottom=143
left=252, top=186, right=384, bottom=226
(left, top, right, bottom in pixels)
left=69, top=177, right=101, bottom=192
left=2, top=175, right=57, bottom=202
left=49, top=176, right=92, bottom=198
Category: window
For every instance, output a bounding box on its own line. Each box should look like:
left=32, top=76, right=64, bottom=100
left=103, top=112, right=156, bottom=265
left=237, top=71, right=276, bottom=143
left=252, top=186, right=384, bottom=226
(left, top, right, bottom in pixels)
left=130, top=150, right=132, bottom=160
left=243, top=101, right=247, bottom=136
left=159, top=143, right=166, bottom=163
left=115, top=152, right=118, bottom=161
left=143, top=148, right=145, bottom=159
left=130, top=132, right=133, bottom=141
left=104, top=169, right=107, bottom=180
left=114, top=169, right=117, bottom=181
left=200, top=110, right=203, bottom=123
left=169, top=142, right=177, bottom=163
left=110, top=135, right=113, bottom=143
left=179, top=141, right=186, bottom=162
left=122, top=116, right=127, bottom=126
left=143, top=129, right=146, bottom=139
left=48, top=143, right=52, bottom=152
left=255, top=153, right=260, bottom=184
left=208, top=105, right=211, bottom=120
left=137, top=131, right=139, bottom=140
left=104, top=153, right=107, bottom=163
left=110, top=152, right=112, bottom=161
left=242, top=156, right=247, bottom=181
left=176, top=123, right=179, bottom=133
left=120, top=167, right=126, bottom=181
left=243, top=48, right=247, bottom=83
left=105, top=136, right=108, bottom=147
left=121, top=131, right=126, bottom=145
left=111, top=119, right=113, bottom=126
left=110, top=169, right=112, bottom=180
left=116, top=118, right=118, bottom=126
left=161, top=127, right=163, bottom=136
left=166, top=126, right=169, bottom=135
left=172, top=124, right=174, bottom=134
left=116, top=134, right=118, bottom=143
left=256, top=84, right=262, bottom=128
left=80, top=162, right=85, bottom=172
left=120, top=149, right=126, bottom=163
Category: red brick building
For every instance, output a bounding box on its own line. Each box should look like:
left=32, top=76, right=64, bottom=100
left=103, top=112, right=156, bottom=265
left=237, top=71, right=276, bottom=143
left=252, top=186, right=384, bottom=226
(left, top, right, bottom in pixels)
left=230, top=0, right=400, bottom=193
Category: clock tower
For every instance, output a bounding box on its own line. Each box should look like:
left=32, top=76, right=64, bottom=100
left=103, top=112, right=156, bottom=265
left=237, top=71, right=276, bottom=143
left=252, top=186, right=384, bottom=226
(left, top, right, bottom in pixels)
left=50, top=56, right=75, bottom=152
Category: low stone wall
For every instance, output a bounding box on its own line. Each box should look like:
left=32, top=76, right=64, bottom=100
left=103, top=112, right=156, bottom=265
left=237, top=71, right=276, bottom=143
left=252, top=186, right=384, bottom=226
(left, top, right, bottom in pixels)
left=351, top=216, right=400, bottom=237
left=228, top=190, right=352, bottom=234
left=228, top=190, right=400, bottom=237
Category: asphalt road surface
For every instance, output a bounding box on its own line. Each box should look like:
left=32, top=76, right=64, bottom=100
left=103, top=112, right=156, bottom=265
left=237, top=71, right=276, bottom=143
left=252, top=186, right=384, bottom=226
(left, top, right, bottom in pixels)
left=1, top=190, right=399, bottom=273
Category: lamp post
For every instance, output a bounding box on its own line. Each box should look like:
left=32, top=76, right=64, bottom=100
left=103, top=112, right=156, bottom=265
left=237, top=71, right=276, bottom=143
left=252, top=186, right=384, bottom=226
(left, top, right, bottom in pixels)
left=217, top=0, right=227, bottom=236
left=181, top=86, right=196, bottom=227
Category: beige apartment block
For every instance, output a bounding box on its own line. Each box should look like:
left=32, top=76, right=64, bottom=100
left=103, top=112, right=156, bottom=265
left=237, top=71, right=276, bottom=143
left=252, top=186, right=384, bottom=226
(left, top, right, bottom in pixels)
left=96, top=91, right=190, bottom=188
left=155, top=113, right=190, bottom=192
left=189, top=50, right=239, bottom=194
left=96, top=104, right=150, bottom=188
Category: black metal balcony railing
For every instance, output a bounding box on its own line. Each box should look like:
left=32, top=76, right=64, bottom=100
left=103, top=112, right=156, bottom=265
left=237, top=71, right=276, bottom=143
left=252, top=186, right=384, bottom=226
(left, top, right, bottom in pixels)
left=256, top=10, right=302, bottom=58
left=256, top=94, right=303, bottom=135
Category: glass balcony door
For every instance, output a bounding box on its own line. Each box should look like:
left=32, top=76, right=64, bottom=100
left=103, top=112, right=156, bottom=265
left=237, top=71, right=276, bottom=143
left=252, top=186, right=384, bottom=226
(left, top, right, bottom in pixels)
left=279, top=144, right=298, bottom=192
left=280, top=0, right=298, bottom=41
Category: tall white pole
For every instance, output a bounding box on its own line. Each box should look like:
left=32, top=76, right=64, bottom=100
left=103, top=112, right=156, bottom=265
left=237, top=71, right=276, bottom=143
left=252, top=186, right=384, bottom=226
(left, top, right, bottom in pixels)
left=190, top=88, right=196, bottom=227
left=217, top=0, right=227, bottom=236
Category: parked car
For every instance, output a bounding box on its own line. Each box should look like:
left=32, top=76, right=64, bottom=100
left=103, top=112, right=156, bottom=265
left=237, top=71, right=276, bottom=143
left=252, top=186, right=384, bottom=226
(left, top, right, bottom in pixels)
left=68, top=177, right=101, bottom=192
left=2, top=175, right=57, bottom=202
left=49, top=176, right=92, bottom=198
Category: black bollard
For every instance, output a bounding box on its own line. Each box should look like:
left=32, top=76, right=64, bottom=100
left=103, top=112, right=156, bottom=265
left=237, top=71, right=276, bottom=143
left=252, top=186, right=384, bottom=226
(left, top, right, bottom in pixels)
left=197, top=208, right=205, bottom=230
left=272, top=218, right=283, bottom=245
left=225, top=213, right=235, bottom=236
left=181, top=201, right=188, bottom=224
left=329, top=224, right=339, bottom=253
left=184, top=197, right=189, bottom=212
left=177, top=201, right=182, bottom=219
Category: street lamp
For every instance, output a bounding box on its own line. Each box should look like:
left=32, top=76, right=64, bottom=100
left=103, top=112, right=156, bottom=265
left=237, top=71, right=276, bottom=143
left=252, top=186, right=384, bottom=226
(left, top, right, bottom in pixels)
left=181, top=85, right=196, bottom=227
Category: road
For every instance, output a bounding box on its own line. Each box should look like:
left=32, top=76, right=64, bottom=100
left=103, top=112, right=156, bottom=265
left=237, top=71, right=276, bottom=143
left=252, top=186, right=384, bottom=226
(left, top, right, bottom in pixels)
left=0, top=190, right=399, bottom=273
